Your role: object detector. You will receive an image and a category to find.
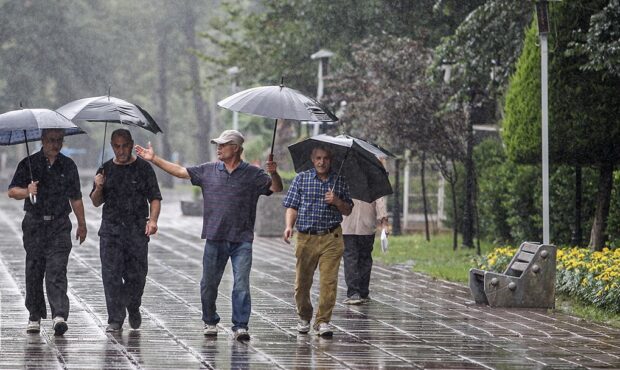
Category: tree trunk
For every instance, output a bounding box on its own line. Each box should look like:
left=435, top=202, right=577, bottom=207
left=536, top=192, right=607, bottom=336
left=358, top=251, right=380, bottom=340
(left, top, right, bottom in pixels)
left=462, top=101, right=475, bottom=248
left=156, top=22, right=174, bottom=188
left=589, top=163, right=614, bottom=251
left=182, top=1, right=211, bottom=164
left=392, top=158, right=402, bottom=236
left=474, top=168, right=481, bottom=256
left=571, top=165, right=582, bottom=246
left=420, top=152, right=430, bottom=241
left=450, top=160, right=459, bottom=251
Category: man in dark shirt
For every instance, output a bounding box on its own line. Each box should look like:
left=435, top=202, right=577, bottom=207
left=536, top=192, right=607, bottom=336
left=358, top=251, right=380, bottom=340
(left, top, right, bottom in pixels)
left=8, top=128, right=87, bottom=336
left=283, top=145, right=353, bottom=337
left=90, top=129, right=161, bottom=333
left=135, top=129, right=283, bottom=341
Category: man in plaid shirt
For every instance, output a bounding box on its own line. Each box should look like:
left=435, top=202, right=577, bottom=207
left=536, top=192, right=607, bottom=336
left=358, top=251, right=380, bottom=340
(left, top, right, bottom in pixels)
left=283, top=145, right=353, bottom=337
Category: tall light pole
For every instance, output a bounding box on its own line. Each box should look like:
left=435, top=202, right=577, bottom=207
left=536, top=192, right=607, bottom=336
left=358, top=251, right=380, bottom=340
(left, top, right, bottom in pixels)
left=536, top=1, right=550, bottom=244
left=310, top=49, right=334, bottom=135
left=227, top=66, right=240, bottom=131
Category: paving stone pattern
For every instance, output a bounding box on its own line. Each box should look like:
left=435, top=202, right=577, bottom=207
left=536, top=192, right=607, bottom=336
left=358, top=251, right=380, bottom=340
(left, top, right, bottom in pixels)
left=2, top=188, right=620, bottom=369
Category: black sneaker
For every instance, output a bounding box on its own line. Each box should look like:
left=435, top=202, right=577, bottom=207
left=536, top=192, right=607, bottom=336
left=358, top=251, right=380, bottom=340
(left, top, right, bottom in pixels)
left=106, top=322, right=123, bottom=333
left=128, top=310, right=142, bottom=330
left=52, top=317, right=68, bottom=336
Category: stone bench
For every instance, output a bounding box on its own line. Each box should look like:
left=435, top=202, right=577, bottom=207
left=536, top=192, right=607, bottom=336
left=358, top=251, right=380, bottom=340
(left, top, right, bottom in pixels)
left=469, top=242, right=557, bottom=308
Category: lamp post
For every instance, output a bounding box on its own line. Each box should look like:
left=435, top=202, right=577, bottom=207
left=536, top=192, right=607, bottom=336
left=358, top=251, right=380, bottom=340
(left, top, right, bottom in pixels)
left=536, top=1, right=550, bottom=244
left=227, top=66, right=240, bottom=131
left=310, top=48, right=334, bottom=135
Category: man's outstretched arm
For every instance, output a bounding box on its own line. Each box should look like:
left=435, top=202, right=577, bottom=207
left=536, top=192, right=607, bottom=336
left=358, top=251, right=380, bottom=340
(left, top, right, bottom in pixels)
left=135, top=142, right=190, bottom=179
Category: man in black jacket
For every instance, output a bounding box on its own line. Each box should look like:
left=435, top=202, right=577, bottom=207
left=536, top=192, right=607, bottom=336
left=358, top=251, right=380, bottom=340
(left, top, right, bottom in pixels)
left=8, top=128, right=87, bottom=336
left=90, top=128, right=161, bottom=333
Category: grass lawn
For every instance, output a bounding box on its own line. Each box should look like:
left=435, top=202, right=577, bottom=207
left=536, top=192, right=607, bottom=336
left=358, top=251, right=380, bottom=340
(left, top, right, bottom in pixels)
left=373, top=232, right=620, bottom=328
left=372, top=232, right=493, bottom=282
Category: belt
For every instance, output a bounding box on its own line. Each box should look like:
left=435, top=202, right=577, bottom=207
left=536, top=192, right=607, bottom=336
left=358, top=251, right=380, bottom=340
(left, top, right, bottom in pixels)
left=299, top=225, right=339, bottom=235
left=27, top=213, right=62, bottom=221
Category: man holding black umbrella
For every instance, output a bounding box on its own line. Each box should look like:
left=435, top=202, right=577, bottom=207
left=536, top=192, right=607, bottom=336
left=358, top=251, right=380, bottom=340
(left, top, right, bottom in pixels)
left=282, top=145, right=353, bottom=337
left=90, top=128, right=161, bottom=333
left=8, top=128, right=87, bottom=336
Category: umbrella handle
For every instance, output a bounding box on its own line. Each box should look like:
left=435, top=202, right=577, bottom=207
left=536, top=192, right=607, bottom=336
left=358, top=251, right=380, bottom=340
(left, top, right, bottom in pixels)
left=29, top=193, right=36, bottom=205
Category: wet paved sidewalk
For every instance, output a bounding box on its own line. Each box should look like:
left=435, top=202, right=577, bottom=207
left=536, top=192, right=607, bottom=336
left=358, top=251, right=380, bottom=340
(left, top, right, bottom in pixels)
left=2, top=189, right=620, bottom=369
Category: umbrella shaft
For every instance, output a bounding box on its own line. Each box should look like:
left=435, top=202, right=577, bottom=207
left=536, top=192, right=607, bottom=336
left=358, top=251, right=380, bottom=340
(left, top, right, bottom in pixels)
left=331, top=148, right=350, bottom=193
left=269, top=119, right=278, bottom=157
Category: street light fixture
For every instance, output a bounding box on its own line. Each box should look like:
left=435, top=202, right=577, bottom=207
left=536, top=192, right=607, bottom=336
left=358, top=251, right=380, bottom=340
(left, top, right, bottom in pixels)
left=310, top=48, right=334, bottom=135
left=535, top=0, right=550, bottom=244
left=227, top=66, right=240, bottom=131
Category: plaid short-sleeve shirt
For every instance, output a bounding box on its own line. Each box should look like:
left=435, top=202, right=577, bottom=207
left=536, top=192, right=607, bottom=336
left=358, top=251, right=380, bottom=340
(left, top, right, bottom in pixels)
left=282, top=168, right=353, bottom=233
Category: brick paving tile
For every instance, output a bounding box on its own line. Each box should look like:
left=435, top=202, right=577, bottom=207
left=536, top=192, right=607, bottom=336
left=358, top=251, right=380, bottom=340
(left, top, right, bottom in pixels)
left=2, top=188, right=620, bottom=369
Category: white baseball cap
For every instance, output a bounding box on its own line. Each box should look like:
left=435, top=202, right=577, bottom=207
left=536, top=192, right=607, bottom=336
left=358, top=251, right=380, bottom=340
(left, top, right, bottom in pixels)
left=210, top=130, right=244, bottom=146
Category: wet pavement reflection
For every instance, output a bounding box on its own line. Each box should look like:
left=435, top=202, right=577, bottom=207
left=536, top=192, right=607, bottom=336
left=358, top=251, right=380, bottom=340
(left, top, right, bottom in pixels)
left=2, top=188, right=620, bottom=369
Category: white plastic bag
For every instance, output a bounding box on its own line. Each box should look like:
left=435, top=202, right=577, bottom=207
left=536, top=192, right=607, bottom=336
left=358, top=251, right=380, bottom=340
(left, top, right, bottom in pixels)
left=380, top=228, right=389, bottom=253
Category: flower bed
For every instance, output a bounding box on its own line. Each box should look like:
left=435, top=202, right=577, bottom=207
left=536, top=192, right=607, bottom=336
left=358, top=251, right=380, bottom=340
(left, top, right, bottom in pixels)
left=476, top=246, right=620, bottom=312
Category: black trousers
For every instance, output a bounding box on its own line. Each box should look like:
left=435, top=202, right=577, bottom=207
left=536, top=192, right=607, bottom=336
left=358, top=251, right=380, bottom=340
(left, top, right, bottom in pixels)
left=22, top=214, right=72, bottom=321
left=99, top=224, right=149, bottom=325
left=342, top=234, right=375, bottom=299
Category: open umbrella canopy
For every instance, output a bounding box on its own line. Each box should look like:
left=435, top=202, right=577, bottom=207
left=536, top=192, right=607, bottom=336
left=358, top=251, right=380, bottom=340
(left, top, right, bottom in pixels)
left=56, top=95, right=162, bottom=134
left=218, top=83, right=338, bottom=159
left=218, top=85, right=338, bottom=123
left=334, top=134, right=395, bottom=159
left=0, top=108, right=87, bottom=205
left=0, top=108, right=85, bottom=145
left=288, top=134, right=392, bottom=203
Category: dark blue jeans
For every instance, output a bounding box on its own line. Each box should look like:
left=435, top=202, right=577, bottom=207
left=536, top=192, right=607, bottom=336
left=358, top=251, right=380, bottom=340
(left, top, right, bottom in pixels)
left=343, top=234, right=375, bottom=299
left=22, top=215, right=72, bottom=321
left=201, top=240, right=252, bottom=331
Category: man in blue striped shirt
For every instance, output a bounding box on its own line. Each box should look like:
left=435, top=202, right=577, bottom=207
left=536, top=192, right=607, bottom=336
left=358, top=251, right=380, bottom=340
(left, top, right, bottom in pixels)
left=283, top=145, right=353, bottom=337
left=136, top=130, right=283, bottom=341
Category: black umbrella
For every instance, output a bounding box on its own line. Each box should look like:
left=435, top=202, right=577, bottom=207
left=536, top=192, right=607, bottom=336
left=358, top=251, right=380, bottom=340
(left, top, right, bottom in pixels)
left=287, top=134, right=393, bottom=203
left=218, top=79, right=338, bottom=160
left=0, top=108, right=86, bottom=204
left=56, top=95, right=162, bottom=166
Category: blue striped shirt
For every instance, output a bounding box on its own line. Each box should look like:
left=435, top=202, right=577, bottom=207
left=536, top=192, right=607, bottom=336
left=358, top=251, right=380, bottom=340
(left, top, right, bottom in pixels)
left=187, top=161, right=272, bottom=242
left=282, top=169, right=353, bottom=233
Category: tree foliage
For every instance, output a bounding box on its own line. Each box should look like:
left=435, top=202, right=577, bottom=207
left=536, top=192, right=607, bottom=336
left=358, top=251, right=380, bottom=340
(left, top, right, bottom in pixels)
left=207, top=0, right=468, bottom=95
left=568, top=0, right=620, bottom=78
left=502, top=0, right=620, bottom=249
left=504, top=1, right=620, bottom=167
left=502, top=22, right=541, bottom=164
left=433, top=1, right=532, bottom=103
left=326, top=36, right=441, bottom=153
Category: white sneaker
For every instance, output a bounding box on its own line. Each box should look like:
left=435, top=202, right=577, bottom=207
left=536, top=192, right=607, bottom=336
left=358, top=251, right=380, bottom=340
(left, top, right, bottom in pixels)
left=343, top=294, right=363, bottom=305
left=296, top=319, right=310, bottom=334
left=203, top=324, right=218, bottom=336
left=26, top=319, right=40, bottom=333
left=234, top=328, right=250, bottom=341
left=316, top=322, right=333, bottom=337
left=52, top=317, right=68, bottom=336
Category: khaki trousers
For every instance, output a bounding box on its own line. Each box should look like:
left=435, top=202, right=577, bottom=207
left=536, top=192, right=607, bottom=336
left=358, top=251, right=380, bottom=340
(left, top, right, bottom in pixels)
left=294, top=226, right=344, bottom=328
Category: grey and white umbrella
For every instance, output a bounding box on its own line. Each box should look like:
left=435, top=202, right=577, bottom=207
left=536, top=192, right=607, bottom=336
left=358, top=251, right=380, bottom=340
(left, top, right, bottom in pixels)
left=56, top=95, right=162, bottom=166
left=0, top=108, right=86, bottom=204
left=287, top=134, right=392, bottom=203
left=218, top=80, right=338, bottom=160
